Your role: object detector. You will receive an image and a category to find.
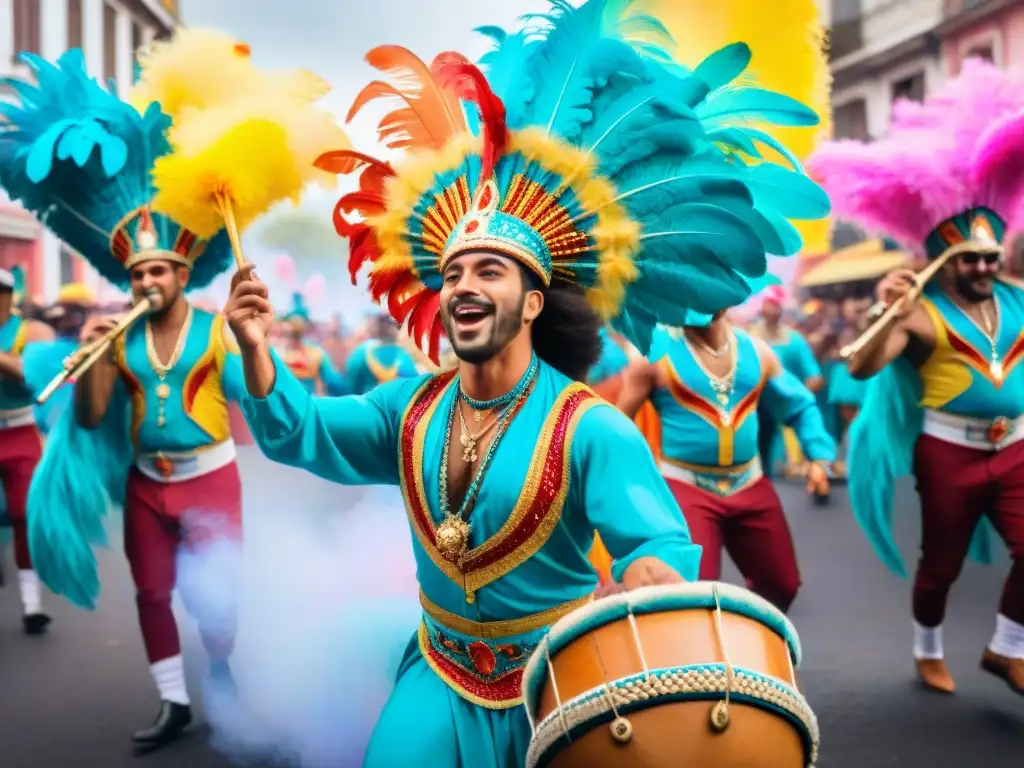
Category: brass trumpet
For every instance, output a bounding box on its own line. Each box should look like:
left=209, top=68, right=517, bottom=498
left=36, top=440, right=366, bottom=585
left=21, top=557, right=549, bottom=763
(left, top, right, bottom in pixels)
left=35, top=296, right=154, bottom=405
left=839, top=250, right=957, bottom=361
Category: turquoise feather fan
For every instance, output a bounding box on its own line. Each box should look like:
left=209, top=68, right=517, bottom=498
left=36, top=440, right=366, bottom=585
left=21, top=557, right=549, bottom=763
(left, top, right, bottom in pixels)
left=0, top=49, right=233, bottom=291
left=332, top=0, right=830, bottom=361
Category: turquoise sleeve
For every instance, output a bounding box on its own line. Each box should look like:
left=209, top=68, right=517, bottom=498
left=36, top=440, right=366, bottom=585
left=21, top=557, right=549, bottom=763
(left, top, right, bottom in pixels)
left=318, top=355, right=350, bottom=396
left=793, top=334, right=822, bottom=383
left=220, top=352, right=246, bottom=403
left=240, top=352, right=424, bottom=486
left=572, top=404, right=702, bottom=582
left=761, top=369, right=836, bottom=462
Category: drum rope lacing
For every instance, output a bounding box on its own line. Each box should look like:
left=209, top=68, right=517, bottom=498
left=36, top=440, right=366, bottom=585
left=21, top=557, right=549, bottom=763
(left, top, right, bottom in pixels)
left=709, top=584, right=735, bottom=732
left=544, top=642, right=572, bottom=740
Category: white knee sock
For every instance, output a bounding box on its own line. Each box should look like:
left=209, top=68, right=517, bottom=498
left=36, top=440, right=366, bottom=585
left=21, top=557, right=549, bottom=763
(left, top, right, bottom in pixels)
left=988, top=614, right=1024, bottom=659
left=913, top=620, right=944, bottom=660
left=17, top=569, right=41, bottom=615
left=150, top=655, right=191, bottom=706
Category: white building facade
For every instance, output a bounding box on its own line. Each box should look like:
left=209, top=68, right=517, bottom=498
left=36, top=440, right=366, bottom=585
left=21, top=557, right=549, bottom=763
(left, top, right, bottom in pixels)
left=827, top=0, right=946, bottom=141
left=0, top=0, right=179, bottom=304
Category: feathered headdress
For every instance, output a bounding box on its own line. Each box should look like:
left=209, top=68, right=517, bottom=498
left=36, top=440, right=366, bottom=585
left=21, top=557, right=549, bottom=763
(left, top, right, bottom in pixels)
left=319, top=0, right=830, bottom=362
left=0, top=50, right=234, bottom=290
left=809, top=59, right=1024, bottom=260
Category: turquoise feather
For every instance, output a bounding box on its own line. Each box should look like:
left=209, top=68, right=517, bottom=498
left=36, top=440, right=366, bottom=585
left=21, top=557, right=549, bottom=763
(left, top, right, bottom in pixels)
left=449, top=1, right=830, bottom=354
left=27, top=381, right=133, bottom=610
left=848, top=356, right=994, bottom=577
left=0, top=49, right=233, bottom=291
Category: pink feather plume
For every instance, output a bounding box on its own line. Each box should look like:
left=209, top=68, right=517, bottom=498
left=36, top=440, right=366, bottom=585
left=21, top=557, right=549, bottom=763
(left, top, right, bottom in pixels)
left=809, top=59, right=1024, bottom=252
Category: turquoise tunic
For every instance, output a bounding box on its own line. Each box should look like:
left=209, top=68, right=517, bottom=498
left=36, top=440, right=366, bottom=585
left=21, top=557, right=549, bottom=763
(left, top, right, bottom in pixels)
left=648, top=327, right=834, bottom=475
left=0, top=315, right=34, bottom=412
left=587, top=328, right=629, bottom=386
left=344, top=340, right=419, bottom=396
left=282, top=342, right=347, bottom=396
left=241, top=355, right=701, bottom=767
left=116, top=308, right=246, bottom=453
left=918, top=280, right=1024, bottom=419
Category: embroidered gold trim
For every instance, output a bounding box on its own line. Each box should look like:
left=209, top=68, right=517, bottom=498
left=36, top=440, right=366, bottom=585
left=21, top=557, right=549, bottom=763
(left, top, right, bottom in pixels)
left=419, top=590, right=593, bottom=640
left=417, top=622, right=524, bottom=710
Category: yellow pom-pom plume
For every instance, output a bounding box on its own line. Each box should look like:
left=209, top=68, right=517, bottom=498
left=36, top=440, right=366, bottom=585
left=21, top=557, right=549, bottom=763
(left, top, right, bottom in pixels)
left=151, top=115, right=303, bottom=240
left=640, top=0, right=832, bottom=254
left=130, top=28, right=261, bottom=120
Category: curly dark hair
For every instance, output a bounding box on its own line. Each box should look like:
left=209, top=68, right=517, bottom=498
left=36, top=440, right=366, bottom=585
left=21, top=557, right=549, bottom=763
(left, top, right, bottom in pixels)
left=521, top=267, right=603, bottom=382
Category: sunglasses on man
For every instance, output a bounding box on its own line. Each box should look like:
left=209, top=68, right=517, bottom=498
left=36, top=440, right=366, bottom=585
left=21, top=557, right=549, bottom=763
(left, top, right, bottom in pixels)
left=959, top=251, right=1001, bottom=266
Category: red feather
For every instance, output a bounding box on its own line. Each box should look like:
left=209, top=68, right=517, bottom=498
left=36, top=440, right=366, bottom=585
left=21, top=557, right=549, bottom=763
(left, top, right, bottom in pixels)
left=434, top=57, right=508, bottom=184
left=346, top=228, right=380, bottom=285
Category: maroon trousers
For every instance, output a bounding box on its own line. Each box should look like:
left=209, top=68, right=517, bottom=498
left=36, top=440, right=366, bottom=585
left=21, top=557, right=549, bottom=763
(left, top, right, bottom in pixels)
left=666, top=475, right=801, bottom=612
left=913, top=434, right=1024, bottom=627
left=124, top=461, right=243, bottom=663
left=0, top=424, right=42, bottom=570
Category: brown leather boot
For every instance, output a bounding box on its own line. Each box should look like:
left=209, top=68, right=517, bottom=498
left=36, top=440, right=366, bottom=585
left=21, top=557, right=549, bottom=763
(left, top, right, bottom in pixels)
left=980, top=649, right=1024, bottom=696
left=916, top=658, right=956, bottom=694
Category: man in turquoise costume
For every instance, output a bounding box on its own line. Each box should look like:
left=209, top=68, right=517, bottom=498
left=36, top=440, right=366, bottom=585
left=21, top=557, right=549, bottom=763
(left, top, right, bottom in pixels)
left=344, top=313, right=419, bottom=394
left=277, top=292, right=347, bottom=395
left=0, top=51, right=244, bottom=747
left=225, top=1, right=829, bottom=763
left=0, top=265, right=55, bottom=633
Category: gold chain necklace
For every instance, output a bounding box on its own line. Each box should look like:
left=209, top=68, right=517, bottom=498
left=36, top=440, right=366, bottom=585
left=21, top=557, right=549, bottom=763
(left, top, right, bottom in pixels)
left=457, top=402, right=499, bottom=462
left=953, top=297, right=1002, bottom=381
left=145, top=305, right=193, bottom=429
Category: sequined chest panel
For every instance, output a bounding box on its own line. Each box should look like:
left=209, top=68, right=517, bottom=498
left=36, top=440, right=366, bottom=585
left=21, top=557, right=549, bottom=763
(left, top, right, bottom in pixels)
left=398, top=374, right=600, bottom=600
left=652, top=332, right=766, bottom=467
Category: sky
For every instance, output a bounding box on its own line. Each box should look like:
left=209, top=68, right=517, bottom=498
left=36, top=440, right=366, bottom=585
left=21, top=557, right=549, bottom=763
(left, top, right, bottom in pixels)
left=177, top=0, right=555, bottom=320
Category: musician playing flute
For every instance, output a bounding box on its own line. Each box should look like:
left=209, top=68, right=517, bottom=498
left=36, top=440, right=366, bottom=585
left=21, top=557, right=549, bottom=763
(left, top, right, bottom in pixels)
left=0, top=52, right=244, bottom=747
left=224, top=2, right=830, bottom=762
left=617, top=312, right=835, bottom=614
left=0, top=267, right=55, bottom=634
left=811, top=58, right=1024, bottom=696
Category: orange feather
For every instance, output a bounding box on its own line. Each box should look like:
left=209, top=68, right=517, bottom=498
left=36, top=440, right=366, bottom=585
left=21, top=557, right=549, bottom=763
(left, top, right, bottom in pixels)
left=348, top=45, right=467, bottom=151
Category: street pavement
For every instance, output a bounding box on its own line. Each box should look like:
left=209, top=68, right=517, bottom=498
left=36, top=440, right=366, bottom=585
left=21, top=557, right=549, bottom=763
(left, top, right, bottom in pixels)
left=0, top=448, right=1020, bottom=767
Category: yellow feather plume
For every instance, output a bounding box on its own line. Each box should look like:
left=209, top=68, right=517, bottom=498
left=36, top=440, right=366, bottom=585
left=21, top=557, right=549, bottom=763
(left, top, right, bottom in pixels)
left=151, top=112, right=303, bottom=238
left=131, top=27, right=349, bottom=190
left=640, top=0, right=832, bottom=254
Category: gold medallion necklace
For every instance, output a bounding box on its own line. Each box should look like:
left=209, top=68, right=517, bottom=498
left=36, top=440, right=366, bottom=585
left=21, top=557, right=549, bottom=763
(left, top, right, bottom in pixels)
left=145, top=305, right=193, bottom=428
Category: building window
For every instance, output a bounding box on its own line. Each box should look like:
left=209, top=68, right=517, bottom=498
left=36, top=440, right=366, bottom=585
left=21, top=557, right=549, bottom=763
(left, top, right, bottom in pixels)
left=892, top=72, right=926, bottom=103
left=132, top=20, right=144, bottom=57
left=834, top=99, right=869, bottom=141
left=59, top=246, right=77, bottom=286
left=13, top=0, right=41, bottom=59
left=67, top=0, right=83, bottom=50
left=965, top=43, right=995, bottom=63
left=829, top=0, right=863, bottom=60
left=103, top=2, right=118, bottom=82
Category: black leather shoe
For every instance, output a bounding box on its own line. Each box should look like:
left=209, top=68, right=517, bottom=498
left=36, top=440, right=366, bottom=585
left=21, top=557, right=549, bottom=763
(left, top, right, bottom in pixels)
left=132, top=701, right=192, bottom=747
left=22, top=613, right=51, bottom=635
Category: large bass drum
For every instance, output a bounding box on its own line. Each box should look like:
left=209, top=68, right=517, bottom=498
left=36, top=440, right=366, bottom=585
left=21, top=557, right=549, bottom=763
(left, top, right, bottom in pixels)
left=522, top=582, right=818, bottom=767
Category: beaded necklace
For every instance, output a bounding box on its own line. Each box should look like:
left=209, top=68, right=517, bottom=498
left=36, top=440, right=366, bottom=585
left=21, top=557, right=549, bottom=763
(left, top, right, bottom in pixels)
left=434, top=354, right=539, bottom=571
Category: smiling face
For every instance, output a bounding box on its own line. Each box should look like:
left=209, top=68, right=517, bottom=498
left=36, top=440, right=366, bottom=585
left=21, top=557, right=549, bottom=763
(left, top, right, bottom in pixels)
left=129, top=259, right=189, bottom=315
left=949, top=249, right=1003, bottom=301
left=439, top=250, right=543, bottom=364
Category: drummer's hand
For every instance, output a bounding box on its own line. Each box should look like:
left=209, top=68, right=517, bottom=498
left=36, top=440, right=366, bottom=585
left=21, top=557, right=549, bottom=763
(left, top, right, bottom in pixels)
left=225, top=263, right=274, bottom=351
left=620, top=557, right=685, bottom=592
left=78, top=315, right=118, bottom=344
left=875, top=268, right=919, bottom=318
left=806, top=461, right=831, bottom=497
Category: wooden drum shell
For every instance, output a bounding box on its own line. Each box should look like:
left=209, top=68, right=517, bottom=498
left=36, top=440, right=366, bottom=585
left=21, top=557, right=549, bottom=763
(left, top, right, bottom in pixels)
left=533, top=607, right=807, bottom=768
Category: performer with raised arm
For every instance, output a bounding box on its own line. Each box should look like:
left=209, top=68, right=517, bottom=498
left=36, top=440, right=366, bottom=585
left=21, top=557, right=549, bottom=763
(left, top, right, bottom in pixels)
left=225, top=1, right=828, bottom=762
left=0, top=266, right=55, bottom=633
left=811, top=58, right=1024, bottom=695
left=617, top=312, right=834, bottom=612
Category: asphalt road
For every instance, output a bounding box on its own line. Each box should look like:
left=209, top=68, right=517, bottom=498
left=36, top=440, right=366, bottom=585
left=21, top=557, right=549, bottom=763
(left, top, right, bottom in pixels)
left=0, top=448, right=1020, bottom=768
